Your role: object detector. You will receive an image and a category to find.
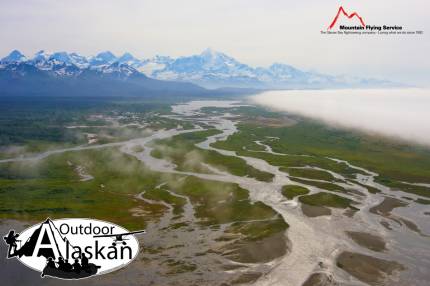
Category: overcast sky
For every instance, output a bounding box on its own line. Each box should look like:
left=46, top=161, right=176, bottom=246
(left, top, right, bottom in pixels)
left=1, top=0, right=429, bottom=85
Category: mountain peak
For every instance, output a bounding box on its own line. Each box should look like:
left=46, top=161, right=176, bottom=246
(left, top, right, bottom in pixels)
left=269, top=63, right=299, bottom=72
left=201, top=48, right=220, bottom=57
left=1, top=50, right=27, bottom=63
left=33, top=50, right=49, bottom=58
left=96, top=51, right=116, bottom=60
left=49, top=52, right=72, bottom=64
left=35, top=50, right=46, bottom=55
left=199, top=48, right=237, bottom=65
left=9, top=49, right=24, bottom=56
left=118, top=52, right=136, bottom=63
left=90, top=51, right=117, bottom=66
left=30, top=50, right=51, bottom=64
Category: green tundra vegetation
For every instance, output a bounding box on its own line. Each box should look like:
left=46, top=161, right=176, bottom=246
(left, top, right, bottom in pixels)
left=281, top=185, right=310, bottom=199
left=211, top=106, right=430, bottom=198
left=299, top=192, right=357, bottom=209
left=1, top=98, right=430, bottom=269
left=212, top=129, right=367, bottom=178
left=0, top=145, right=285, bottom=242
left=171, top=176, right=280, bottom=226
left=0, top=97, right=187, bottom=159
left=374, top=177, right=430, bottom=198
left=352, top=181, right=381, bottom=194
left=415, top=198, right=430, bottom=205
left=0, top=147, right=164, bottom=229
left=282, top=167, right=337, bottom=181
left=289, top=178, right=346, bottom=193
left=0, top=98, right=291, bottom=264
left=150, top=129, right=274, bottom=182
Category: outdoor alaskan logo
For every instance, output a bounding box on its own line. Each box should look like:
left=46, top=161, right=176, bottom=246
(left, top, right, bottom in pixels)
left=3, top=218, right=145, bottom=279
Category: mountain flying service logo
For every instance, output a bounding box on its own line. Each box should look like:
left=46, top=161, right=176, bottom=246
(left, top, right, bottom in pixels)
left=328, top=6, right=365, bottom=30
left=323, top=5, right=407, bottom=33
left=3, top=218, right=144, bottom=280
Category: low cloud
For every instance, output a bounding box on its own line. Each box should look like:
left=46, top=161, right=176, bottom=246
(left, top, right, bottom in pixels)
left=252, top=89, right=430, bottom=146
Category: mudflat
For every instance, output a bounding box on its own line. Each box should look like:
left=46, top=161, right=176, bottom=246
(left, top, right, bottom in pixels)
left=369, top=197, right=407, bottom=216
left=336, top=251, right=404, bottom=285
left=301, top=204, right=331, bottom=217
left=345, top=231, right=386, bottom=252
left=222, top=231, right=287, bottom=263
left=302, top=273, right=336, bottom=286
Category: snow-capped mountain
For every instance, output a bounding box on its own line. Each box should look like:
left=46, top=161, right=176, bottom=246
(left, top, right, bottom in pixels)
left=0, top=50, right=206, bottom=98
left=142, top=48, right=394, bottom=89
left=27, top=50, right=88, bottom=72
left=117, top=52, right=143, bottom=68
left=69, top=52, right=90, bottom=68
left=0, top=50, right=143, bottom=78
left=0, top=49, right=395, bottom=89
left=89, top=51, right=118, bottom=67
left=148, top=48, right=259, bottom=88
left=93, top=61, right=139, bottom=80
left=139, top=55, right=174, bottom=77
left=31, top=50, right=49, bottom=65
left=0, top=50, right=27, bottom=64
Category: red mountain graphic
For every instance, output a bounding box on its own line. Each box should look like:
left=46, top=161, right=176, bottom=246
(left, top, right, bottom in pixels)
left=328, top=6, right=366, bottom=30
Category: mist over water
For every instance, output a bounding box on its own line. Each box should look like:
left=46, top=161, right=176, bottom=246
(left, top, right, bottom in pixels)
left=252, top=89, right=430, bottom=146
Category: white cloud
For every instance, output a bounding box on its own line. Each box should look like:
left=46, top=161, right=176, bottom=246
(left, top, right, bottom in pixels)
left=252, top=89, right=430, bottom=146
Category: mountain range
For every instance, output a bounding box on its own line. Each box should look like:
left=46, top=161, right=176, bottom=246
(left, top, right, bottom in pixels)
left=0, top=49, right=396, bottom=97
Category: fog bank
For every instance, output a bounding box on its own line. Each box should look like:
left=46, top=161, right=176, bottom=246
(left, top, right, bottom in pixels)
left=252, top=89, right=430, bottom=146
